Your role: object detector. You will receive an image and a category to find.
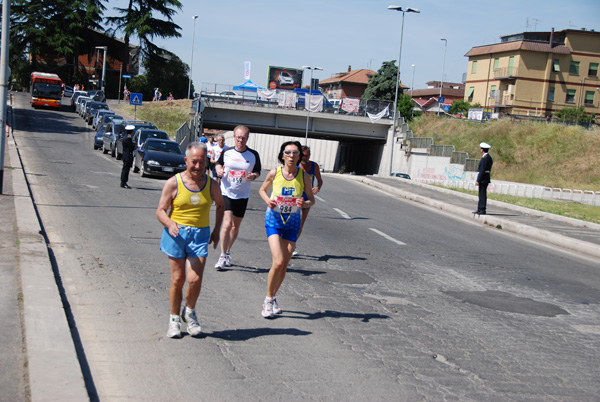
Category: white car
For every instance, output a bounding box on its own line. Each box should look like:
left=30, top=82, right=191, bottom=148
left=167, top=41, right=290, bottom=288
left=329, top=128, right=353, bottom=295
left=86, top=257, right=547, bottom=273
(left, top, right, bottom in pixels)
left=278, top=71, right=294, bottom=86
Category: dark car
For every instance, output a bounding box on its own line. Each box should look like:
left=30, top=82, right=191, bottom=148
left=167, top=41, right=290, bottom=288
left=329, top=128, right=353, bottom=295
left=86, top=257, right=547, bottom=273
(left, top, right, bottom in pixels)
left=393, top=173, right=411, bottom=180
left=132, top=129, right=171, bottom=170
left=92, top=110, right=115, bottom=130
left=133, top=138, right=186, bottom=178
left=86, top=101, right=109, bottom=124
left=102, top=118, right=126, bottom=156
left=115, top=120, right=157, bottom=160
left=94, top=123, right=108, bottom=150
left=87, top=89, right=106, bottom=102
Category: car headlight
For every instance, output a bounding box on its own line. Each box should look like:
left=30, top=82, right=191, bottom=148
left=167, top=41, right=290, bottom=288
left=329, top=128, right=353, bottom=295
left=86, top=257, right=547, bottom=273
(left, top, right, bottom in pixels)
left=177, top=163, right=186, bottom=168
left=147, top=160, right=160, bottom=166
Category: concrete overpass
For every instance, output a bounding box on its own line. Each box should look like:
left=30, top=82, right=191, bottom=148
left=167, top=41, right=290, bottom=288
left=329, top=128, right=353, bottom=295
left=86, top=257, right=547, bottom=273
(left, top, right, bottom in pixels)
left=195, top=101, right=397, bottom=175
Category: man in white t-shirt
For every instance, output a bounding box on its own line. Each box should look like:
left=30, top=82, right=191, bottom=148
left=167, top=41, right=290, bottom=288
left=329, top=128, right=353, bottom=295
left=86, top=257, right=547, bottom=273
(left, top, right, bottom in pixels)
left=214, top=126, right=262, bottom=270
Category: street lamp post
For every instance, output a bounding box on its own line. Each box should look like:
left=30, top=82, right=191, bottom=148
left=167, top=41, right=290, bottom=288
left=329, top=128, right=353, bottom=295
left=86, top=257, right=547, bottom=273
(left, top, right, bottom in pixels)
left=388, top=5, right=420, bottom=176
left=411, top=64, right=415, bottom=118
left=187, top=15, right=199, bottom=99
left=438, top=38, right=447, bottom=116
left=301, top=66, right=322, bottom=145
left=95, top=46, right=107, bottom=92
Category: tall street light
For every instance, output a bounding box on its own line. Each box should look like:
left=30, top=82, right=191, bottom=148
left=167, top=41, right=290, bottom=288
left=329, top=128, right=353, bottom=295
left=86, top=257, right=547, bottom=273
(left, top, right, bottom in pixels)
left=187, top=15, right=199, bottom=99
left=388, top=5, right=420, bottom=176
left=302, top=66, right=322, bottom=145
left=438, top=38, right=447, bottom=116
left=411, top=64, right=415, bottom=118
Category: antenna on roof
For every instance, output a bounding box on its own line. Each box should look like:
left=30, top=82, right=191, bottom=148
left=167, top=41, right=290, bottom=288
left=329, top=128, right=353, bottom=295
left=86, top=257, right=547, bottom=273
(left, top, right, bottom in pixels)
left=532, top=18, right=541, bottom=31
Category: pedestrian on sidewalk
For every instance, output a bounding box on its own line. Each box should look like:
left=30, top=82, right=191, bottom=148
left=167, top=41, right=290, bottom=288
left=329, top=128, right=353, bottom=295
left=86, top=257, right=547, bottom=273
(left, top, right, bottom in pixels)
left=475, top=142, right=493, bottom=215
left=258, top=141, right=315, bottom=318
left=156, top=142, right=224, bottom=338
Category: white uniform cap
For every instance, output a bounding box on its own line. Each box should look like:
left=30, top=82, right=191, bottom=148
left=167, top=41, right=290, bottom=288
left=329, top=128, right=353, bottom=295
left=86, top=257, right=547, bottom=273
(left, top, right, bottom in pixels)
left=125, top=124, right=135, bottom=131
left=480, top=142, right=491, bottom=149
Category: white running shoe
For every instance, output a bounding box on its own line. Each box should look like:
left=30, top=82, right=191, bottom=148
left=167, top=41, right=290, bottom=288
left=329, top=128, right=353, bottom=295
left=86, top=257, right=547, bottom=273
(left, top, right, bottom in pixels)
left=292, top=249, right=299, bottom=257
left=224, top=253, right=232, bottom=267
left=272, top=297, right=282, bottom=314
left=262, top=300, right=275, bottom=318
left=215, top=255, right=226, bottom=271
left=181, top=306, right=202, bottom=337
left=167, top=317, right=181, bottom=338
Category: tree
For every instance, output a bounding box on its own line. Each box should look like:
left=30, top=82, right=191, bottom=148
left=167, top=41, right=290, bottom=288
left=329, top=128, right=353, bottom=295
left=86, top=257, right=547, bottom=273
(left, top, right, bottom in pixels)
left=133, top=49, right=191, bottom=100
left=398, top=93, right=417, bottom=122
left=106, top=0, right=183, bottom=74
left=449, top=99, right=471, bottom=115
left=555, top=106, right=593, bottom=124
left=362, top=60, right=401, bottom=101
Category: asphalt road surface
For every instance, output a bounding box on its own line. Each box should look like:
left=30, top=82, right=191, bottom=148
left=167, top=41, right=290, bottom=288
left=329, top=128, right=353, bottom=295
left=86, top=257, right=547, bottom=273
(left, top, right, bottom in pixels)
left=11, top=92, right=600, bottom=401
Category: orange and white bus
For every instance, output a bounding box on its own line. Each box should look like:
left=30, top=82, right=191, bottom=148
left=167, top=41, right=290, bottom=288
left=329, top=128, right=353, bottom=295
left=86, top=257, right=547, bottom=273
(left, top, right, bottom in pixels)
left=30, top=72, right=63, bottom=108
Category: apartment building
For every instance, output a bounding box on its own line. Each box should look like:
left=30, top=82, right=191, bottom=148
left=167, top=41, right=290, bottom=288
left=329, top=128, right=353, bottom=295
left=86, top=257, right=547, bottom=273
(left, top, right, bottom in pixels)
left=464, top=28, right=600, bottom=117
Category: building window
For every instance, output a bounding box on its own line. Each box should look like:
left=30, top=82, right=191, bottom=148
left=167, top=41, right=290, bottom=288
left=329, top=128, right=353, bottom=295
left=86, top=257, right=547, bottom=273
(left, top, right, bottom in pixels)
left=467, top=87, right=474, bottom=101
left=585, top=91, right=594, bottom=105
left=566, top=89, right=576, bottom=103
left=508, top=56, right=515, bottom=75
left=548, top=87, right=555, bottom=102
left=552, top=59, right=560, bottom=72
left=589, top=62, right=599, bottom=77
left=569, top=61, right=580, bottom=75
left=493, top=58, right=499, bottom=71
left=490, top=85, right=496, bottom=97
left=471, top=61, right=477, bottom=74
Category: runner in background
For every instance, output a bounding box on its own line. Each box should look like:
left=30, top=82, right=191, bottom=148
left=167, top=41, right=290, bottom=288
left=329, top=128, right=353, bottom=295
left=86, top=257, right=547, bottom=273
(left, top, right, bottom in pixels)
left=293, top=145, right=323, bottom=256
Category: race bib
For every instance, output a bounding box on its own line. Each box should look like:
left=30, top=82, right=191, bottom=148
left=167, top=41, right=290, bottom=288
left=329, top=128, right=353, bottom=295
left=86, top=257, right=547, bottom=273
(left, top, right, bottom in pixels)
left=227, top=170, right=246, bottom=185
left=275, top=196, right=298, bottom=214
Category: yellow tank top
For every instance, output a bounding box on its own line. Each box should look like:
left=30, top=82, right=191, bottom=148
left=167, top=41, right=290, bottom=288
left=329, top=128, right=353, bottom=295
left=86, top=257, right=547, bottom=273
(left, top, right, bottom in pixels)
left=270, top=167, right=304, bottom=210
left=169, top=173, right=212, bottom=228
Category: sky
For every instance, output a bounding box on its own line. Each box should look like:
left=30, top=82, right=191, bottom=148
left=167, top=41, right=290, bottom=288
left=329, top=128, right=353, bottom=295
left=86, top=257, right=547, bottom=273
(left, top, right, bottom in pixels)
left=109, top=0, right=600, bottom=93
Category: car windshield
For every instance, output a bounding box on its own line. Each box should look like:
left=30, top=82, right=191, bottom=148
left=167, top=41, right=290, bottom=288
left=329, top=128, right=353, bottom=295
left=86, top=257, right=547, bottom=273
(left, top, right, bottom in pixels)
left=140, top=131, right=168, bottom=142
left=146, top=141, right=182, bottom=154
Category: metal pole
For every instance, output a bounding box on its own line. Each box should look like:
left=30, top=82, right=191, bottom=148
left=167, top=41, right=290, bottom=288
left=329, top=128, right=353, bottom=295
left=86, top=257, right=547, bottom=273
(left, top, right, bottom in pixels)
left=101, top=47, right=107, bottom=92
left=438, top=38, right=447, bottom=116
left=389, top=10, right=405, bottom=176
left=304, top=68, right=314, bottom=145
left=0, top=0, right=11, bottom=194
left=188, top=15, right=198, bottom=99
left=411, top=64, right=415, bottom=118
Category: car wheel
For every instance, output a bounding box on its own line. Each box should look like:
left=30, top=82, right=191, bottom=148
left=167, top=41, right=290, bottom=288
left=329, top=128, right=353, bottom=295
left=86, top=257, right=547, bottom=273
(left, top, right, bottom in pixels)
left=139, top=163, right=146, bottom=178
left=111, top=146, right=115, bottom=157
left=102, top=144, right=108, bottom=154
left=132, top=158, right=139, bottom=173
left=116, top=150, right=122, bottom=160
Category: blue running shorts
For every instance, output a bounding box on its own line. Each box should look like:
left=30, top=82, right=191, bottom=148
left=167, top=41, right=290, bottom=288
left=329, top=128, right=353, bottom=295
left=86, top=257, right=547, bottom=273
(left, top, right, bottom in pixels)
left=160, top=226, right=210, bottom=258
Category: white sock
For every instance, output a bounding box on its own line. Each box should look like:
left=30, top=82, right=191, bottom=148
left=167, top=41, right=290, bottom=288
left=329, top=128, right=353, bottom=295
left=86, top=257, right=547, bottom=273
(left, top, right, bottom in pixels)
left=264, top=296, right=273, bottom=303
left=170, top=314, right=180, bottom=322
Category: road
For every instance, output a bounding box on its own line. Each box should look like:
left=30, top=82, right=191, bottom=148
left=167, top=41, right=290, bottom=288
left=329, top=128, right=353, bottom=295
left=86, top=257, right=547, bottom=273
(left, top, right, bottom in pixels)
left=11, top=92, right=600, bottom=401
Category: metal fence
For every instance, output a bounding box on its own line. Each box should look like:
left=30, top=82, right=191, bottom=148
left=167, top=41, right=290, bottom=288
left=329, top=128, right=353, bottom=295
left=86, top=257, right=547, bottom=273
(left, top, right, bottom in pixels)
left=429, top=144, right=455, bottom=157
left=198, top=82, right=394, bottom=118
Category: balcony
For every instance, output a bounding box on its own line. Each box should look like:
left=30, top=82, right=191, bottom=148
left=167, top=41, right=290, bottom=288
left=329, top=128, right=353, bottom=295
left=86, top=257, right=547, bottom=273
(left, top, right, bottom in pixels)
left=493, top=67, right=519, bottom=80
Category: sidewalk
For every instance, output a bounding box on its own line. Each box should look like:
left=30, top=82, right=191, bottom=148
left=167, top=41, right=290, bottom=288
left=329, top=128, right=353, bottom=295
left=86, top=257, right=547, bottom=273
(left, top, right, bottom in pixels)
left=335, top=174, right=600, bottom=261
left=3, top=130, right=88, bottom=401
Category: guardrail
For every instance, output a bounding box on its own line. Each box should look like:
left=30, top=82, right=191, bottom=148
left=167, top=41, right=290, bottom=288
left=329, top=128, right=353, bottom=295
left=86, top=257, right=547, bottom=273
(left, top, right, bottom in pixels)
left=415, top=178, right=600, bottom=207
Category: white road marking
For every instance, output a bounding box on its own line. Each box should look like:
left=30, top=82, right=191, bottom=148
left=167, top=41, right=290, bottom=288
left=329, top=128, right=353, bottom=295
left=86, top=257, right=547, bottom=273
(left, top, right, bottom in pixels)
left=315, top=195, right=326, bottom=203
left=369, top=228, right=407, bottom=246
left=333, top=208, right=351, bottom=220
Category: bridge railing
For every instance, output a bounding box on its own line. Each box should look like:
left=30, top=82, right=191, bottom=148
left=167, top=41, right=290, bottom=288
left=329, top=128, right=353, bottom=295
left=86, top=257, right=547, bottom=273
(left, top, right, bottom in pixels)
left=198, top=82, right=394, bottom=119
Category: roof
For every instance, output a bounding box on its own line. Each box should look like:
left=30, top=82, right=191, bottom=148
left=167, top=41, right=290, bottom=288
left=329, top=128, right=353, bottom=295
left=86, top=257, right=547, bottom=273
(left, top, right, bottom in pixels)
left=319, top=69, right=375, bottom=85
left=410, top=88, right=465, bottom=98
left=465, top=40, right=570, bottom=57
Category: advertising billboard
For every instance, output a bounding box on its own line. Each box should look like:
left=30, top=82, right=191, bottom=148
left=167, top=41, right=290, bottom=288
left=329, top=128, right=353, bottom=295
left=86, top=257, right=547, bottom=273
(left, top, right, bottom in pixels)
left=267, top=66, right=304, bottom=90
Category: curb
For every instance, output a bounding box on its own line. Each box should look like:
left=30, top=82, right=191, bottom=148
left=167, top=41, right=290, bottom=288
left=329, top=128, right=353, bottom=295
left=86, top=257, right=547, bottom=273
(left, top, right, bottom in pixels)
left=8, top=133, right=89, bottom=401
left=333, top=174, right=600, bottom=261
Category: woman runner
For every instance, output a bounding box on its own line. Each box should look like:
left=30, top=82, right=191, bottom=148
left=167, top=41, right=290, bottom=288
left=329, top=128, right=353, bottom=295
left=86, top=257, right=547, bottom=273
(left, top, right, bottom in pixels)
left=258, top=141, right=315, bottom=318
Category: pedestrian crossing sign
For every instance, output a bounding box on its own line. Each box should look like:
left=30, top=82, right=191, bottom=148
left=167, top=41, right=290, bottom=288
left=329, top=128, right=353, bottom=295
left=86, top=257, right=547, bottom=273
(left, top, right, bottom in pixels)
left=130, top=93, right=143, bottom=106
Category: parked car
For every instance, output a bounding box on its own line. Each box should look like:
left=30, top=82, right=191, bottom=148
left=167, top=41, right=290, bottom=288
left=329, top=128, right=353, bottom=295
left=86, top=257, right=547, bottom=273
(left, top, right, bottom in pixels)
left=94, top=123, right=108, bottom=150
left=131, top=129, right=171, bottom=169
left=70, top=91, right=87, bottom=109
left=79, top=97, right=96, bottom=117
left=85, top=101, right=109, bottom=124
left=92, top=110, right=115, bottom=130
left=114, top=120, right=157, bottom=160
left=87, top=89, right=106, bottom=102
left=102, top=118, right=127, bottom=157
left=63, top=86, right=73, bottom=97
left=393, top=173, right=411, bottom=180
left=76, top=96, right=91, bottom=115
left=96, top=113, right=122, bottom=132
left=133, top=138, right=186, bottom=178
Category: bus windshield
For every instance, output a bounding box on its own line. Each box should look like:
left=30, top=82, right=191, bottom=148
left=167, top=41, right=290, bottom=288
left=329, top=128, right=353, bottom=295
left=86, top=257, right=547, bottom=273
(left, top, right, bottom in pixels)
left=32, top=82, right=62, bottom=100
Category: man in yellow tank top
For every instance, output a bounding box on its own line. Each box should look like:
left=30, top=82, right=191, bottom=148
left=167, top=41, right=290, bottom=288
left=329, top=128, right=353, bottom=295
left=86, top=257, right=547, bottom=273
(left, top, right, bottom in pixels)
left=157, top=142, right=224, bottom=338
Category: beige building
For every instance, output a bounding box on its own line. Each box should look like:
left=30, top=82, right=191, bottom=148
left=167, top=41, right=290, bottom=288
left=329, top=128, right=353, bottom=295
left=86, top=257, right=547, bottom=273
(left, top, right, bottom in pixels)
left=464, top=28, right=600, bottom=118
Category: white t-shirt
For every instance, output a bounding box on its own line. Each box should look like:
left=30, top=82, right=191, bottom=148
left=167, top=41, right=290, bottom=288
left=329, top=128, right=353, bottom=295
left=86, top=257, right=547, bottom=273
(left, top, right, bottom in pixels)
left=217, top=147, right=262, bottom=199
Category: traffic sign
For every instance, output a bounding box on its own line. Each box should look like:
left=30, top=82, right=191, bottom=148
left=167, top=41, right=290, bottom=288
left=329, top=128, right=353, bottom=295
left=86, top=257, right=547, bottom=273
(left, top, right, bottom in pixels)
left=130, top=93, right=143, bottom=106
left=122, top=74, right=131, bottom=78
left=439, top=96, right=445, bottom=104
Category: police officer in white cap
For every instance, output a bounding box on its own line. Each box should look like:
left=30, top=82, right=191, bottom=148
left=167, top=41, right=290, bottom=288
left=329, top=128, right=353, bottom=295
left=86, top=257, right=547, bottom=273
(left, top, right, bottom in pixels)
left=120, top=124, right=136, bottom=188
left=475, top=142, right=493, bottom=214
